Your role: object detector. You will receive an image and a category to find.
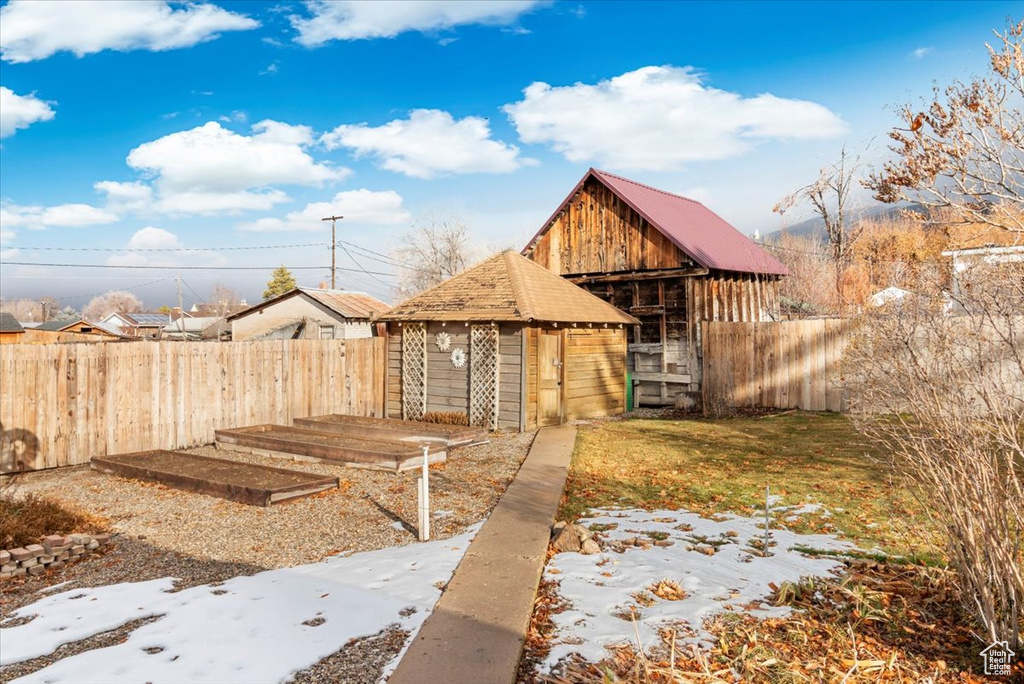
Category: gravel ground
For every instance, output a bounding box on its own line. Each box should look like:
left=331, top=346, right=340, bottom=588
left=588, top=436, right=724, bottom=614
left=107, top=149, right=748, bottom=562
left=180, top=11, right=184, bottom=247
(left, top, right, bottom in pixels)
left=0, top=431, right=535, bottom=683
left=2, top=431, right=535, bottom=569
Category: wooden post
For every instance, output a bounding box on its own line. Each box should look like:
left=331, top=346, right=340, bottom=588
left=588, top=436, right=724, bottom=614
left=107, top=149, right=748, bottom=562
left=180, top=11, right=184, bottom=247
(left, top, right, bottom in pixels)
left=418, top=444, right=430, bottom=541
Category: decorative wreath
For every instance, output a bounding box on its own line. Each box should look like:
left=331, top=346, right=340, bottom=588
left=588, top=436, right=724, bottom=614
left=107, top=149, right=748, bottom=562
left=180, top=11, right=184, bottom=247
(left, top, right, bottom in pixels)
left=435, top=331, right=451, bottom=352
left=450, top=347, right=467, bottom=368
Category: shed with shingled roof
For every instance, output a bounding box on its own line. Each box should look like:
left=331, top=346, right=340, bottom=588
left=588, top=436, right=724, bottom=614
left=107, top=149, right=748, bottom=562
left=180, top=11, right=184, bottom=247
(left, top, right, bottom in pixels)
left=379, top=251, right=638, bottom=431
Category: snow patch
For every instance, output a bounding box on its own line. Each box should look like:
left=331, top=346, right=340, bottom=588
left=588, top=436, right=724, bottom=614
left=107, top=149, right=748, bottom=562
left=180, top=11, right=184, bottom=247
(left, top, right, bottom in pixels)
left=1, top=526, right=480, bottom=684
left=541, top=508, right=852, bottom=673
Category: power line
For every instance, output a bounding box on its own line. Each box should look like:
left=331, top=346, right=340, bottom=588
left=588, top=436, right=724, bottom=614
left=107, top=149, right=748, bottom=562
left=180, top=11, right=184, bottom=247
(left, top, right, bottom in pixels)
left=13, top=243, right=327, bottom=253
left=39, top=277, right=174, bottom=304
left=338, top=242, right=392, bottom=287
left=3, top=261, right=397, bottom=275
left=336, top=240, right=407, bottom=268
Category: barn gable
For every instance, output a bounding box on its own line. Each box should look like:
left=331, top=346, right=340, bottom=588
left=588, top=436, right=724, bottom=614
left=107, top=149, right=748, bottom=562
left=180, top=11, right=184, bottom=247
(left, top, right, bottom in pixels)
left=523, top=168, right=788, bottom=277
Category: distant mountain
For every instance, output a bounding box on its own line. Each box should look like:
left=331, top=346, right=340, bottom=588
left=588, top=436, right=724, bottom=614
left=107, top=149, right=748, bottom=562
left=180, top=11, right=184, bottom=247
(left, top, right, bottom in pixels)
left=760, top=203, right=925, bottom=243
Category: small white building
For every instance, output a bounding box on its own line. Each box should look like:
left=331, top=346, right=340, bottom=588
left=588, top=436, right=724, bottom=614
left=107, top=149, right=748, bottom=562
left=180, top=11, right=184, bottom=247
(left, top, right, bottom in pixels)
left=228, top=288, right=388, bottom=341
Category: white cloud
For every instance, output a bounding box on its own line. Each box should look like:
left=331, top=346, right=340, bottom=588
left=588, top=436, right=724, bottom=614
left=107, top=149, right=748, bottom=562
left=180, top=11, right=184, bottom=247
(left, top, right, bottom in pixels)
left=291, top=0, right=542, bottom=45
left=0, top=87, right=55, bottom=138
left=321, top=109, right=532, bottom=178
left=120, top=120, right=348, bottom=215
left=0, top=202, right=118, bottom=230
left=94, top=181, right=154, bottom=212
left=237, top=189, right=411, bottom=232
left=504, top=65, right=848, bottom=170
left=260, top=61, right=280, bottom=76
left=911, top=47, right=933, bottom=59
left=127, top=226, right=180, bottom=250
left=106, top=227, right=227, bottom=268
left=0, top=0, right=259, bottom=63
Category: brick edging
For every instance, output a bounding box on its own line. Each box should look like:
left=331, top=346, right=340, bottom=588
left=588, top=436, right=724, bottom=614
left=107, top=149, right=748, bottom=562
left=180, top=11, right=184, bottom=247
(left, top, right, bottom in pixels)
left=0, top=533, right=112, bottom=579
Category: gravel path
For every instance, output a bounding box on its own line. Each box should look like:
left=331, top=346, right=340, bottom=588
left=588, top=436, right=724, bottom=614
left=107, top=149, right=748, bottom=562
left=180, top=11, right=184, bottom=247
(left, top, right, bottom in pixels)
left=3, top=431, right=534, bottom=569
left=0, top=430, right=535, bottom=683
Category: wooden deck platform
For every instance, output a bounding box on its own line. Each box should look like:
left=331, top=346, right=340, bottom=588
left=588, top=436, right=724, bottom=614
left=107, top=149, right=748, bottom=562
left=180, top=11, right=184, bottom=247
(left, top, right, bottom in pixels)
left=293, top=414, right=487, bottom=447
left=214, top=424, right=447, bottom=472
left=91, top=450, right=339, bottom=506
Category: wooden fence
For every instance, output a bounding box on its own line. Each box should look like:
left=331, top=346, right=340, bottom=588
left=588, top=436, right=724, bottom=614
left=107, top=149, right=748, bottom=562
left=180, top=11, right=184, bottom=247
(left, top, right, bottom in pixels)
left=0, top=338, right=386, bottom=473
left=701, top=319, right=854, bottom=412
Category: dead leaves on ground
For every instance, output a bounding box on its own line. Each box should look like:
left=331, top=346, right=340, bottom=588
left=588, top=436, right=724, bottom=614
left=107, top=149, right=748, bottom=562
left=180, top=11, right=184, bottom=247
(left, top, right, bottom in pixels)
left=521, top=561, right=1002, bottom=683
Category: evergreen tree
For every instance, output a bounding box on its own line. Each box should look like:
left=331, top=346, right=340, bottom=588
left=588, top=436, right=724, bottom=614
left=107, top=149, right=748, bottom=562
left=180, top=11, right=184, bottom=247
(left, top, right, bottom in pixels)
left=263, top=265, right=297, bottom=300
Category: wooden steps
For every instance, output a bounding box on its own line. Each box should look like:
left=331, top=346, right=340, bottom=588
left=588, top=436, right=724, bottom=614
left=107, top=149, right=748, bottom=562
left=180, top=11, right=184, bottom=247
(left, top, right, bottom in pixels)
left=293, top=414, right=487, bottom=448
left=214, top=424, right=447, bottom=472
left=91, top=450, right=339, bottom=506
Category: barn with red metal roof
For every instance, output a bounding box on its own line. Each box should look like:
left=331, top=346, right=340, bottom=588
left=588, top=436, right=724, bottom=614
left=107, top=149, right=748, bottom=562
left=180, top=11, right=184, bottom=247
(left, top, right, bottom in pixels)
left=522, top=168, right=786, bottom=407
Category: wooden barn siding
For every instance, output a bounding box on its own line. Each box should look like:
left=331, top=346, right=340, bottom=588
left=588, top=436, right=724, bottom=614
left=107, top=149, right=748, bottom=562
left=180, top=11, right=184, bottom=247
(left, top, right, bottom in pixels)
left=0, top=338, right=386, bottom=474
left=701, top=319, right=852, bottom=412
left=387, top=323, right=523, bottom=430
left=526, top=177, right=694, bottom=275
left=564, top=328, right=627, bottom=420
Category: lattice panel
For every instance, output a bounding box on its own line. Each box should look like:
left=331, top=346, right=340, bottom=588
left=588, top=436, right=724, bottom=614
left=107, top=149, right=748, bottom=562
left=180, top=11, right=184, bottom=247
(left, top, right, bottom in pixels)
left=401, top=323, right=427, bottom=421
left=470, top=325, right=500, bottom=430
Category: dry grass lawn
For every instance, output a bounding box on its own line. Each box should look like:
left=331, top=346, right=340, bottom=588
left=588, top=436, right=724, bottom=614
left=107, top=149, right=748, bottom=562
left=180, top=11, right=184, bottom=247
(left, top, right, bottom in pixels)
left=562, top=412, right=941, bottom=564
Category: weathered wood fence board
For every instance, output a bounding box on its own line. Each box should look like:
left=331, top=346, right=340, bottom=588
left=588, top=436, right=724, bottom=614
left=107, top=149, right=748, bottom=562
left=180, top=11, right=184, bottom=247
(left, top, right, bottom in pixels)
left=0, top=338, right=386, bottom=473
left=702, top=320, right=854, bottom=412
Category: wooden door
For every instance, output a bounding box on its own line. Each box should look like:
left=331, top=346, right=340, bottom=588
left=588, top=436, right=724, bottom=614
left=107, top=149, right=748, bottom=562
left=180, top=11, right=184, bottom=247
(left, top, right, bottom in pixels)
left=537, top=330, right=563, bottom=426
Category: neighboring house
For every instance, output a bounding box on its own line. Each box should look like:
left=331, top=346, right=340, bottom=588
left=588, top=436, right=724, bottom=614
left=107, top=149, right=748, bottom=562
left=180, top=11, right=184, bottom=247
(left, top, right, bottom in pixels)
left=0, top=313, right=25, bottom=344
left=162, top=316, right=223, bottom=341
left=35, top=318, right=122, bottom=339
left=228, top=288, right=388, bottom=342
left=522, top=168, right=788, bottom=407
left=1, top=314, right=120, bottom=344
left=380, top=251, right=638, bottom=431
left=943, top=244, right=1024, bottom=301
left=100, top=312, right=172, bottom=338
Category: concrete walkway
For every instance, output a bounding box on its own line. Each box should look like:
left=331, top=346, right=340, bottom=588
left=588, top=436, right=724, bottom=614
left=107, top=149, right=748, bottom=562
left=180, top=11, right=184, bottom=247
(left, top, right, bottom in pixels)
left=388, top=425, right=577, bottom=684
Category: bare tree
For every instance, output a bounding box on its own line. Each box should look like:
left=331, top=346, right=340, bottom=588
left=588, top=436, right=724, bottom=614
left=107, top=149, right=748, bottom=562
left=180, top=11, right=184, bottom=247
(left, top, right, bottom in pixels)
left=774, top=147, right=864, bottom=309
left=392, top=213, right=481, bottom=299
left=0, top=299, right=43, bottom=322
left=867, top=20, right=1024, bottom=234
left=207, top=283, right=243, bottom=317
left=846, top=258, right=1024, bottom=650
left=83, top=290, right=143, bottom=321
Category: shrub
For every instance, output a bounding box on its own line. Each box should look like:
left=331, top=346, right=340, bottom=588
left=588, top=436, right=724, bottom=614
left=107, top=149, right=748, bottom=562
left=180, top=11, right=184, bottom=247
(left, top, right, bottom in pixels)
left=0, top=493, right=94, bottom=548
left=421, top=411, right=469, bottom=426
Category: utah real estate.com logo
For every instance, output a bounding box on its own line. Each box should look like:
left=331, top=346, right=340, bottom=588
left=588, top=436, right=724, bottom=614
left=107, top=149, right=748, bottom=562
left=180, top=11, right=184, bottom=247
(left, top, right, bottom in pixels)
left=981, top=640, right=1015, bottom=677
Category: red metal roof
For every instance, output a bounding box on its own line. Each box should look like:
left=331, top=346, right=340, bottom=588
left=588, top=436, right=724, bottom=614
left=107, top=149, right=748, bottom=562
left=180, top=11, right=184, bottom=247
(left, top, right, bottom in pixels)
left=525, top=168, right=788, bottom=276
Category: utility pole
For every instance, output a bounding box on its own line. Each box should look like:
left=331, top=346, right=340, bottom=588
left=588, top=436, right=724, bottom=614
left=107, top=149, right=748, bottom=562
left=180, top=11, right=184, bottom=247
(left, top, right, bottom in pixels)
left=176, top=274, right=185, bottom=341
left=321, top=215, right=344, bottom=289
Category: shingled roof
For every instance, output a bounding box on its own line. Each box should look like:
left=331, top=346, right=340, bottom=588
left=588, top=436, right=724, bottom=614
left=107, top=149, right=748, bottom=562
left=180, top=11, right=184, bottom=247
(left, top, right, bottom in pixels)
left=525, top=168, right=788, bottom=276
left=380, top=251, right=638, bottom=325
left=226, top=288, right=389, bottom=321
left=0, top=312, right=24, bottom=333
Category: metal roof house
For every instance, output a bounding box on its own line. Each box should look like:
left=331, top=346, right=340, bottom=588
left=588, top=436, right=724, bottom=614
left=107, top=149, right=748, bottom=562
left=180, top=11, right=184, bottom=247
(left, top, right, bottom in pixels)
left=522, top=168, right=788, bottom=408
left=227, top=287, right=389, bottom=341
left=379, top=251, right=638, bottom=431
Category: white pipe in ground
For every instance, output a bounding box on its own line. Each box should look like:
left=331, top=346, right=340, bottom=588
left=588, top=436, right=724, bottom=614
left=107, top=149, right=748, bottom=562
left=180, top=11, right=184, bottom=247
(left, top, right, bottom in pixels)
left=418, top=445, right=430, bottom=541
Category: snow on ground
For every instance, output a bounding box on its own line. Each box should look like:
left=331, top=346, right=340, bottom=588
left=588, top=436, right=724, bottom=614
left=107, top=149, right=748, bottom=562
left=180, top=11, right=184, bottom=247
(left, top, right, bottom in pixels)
left=542, top=508, right=854, bottom=673
left=0, top=526, right=480, bottom=684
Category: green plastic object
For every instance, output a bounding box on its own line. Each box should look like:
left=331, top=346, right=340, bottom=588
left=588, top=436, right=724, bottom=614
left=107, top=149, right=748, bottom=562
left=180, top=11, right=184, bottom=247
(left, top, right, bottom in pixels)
left=625, top=371, right=633, bottom=410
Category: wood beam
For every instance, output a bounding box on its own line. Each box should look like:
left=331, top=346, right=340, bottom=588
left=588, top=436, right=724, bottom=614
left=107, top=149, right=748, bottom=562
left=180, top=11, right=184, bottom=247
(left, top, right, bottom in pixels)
left=565, top=267, right=710, bottom=285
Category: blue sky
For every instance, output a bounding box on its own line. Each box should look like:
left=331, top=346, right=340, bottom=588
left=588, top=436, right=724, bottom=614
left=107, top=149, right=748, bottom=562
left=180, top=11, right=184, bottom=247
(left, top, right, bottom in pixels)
left=0, top=0, right=1015, bottom=309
